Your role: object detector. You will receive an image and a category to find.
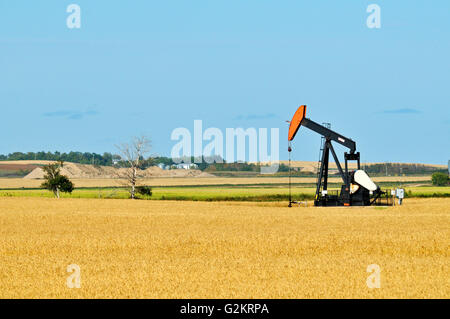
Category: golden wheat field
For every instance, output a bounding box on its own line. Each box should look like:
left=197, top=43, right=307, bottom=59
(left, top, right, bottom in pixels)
left=0, top=197, right=449, bottom=298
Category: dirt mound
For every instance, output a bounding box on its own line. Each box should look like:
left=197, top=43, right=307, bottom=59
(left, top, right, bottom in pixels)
left=24, top=162, right=118, bottom=179
left=23, top=162, right=215, bottom=179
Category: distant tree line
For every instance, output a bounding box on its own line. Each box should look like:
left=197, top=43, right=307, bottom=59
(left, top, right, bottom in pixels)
left=363, top=163, right=446, bottom=175
left=0, top=152, right=221, bottom=169
left=0, top=151, right=118, bottom=166
left=203, top=162, right=290, bottom=172
left=0, top=151, right=196, bottom=169
left=114, top=155, right=284, bottom=173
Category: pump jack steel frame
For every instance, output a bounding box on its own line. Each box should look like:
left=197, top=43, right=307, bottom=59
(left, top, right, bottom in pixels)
left=300, top=118, right=360, bottom=206
left=287, top=105, right=389, bottom=207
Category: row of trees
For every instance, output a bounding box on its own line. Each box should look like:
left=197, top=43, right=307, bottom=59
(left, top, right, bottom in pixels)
left=203, top=162, right=289, bottom=172
left=0, top=151, right=119, bottom=166
left=364, top=163, right=445, bottom=175
left=0, top=151, right=178, bottom=169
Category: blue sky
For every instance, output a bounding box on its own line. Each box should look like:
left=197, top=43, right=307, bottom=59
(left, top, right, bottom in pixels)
left=0, top=1, right=449, bottom=164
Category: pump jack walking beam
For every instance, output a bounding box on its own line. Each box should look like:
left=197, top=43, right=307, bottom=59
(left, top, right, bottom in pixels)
left=288, top=105, right=356, bottom=153
left=301, top=118, right=356, bottom=154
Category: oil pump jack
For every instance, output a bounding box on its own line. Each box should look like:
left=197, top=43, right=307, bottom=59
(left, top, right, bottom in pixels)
left=287, top=105, right=387, bottom=207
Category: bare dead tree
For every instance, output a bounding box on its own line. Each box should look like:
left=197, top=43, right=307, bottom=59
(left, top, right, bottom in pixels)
left=115, top=136, right=151, bottom=199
